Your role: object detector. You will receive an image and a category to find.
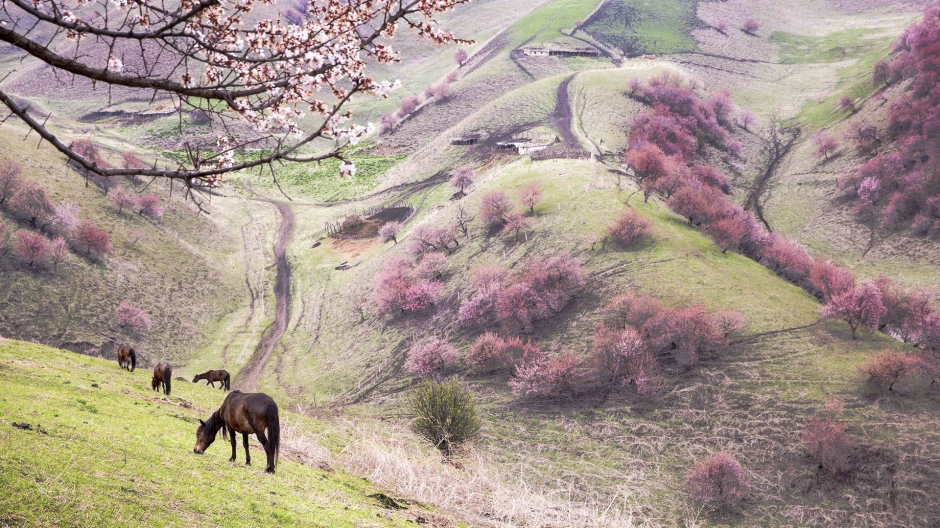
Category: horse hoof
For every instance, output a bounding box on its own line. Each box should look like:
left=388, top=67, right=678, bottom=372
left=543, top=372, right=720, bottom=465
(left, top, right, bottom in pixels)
left=265, top=468, right=275, bottom=474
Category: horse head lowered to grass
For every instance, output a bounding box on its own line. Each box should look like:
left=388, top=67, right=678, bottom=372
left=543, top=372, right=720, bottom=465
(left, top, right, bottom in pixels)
left=151, top=363, right=171, bottom=395
left=192, top=370, right=230, bottom=390
left=194, top=390, right=280, bottom=474
left=117, top=344, right=136, bottom=372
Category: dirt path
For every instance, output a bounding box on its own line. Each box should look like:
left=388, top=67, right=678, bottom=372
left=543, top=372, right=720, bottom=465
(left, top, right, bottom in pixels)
left=552, top=74, right=580, bottom=148
left=234, top=200, right=295, bottom=392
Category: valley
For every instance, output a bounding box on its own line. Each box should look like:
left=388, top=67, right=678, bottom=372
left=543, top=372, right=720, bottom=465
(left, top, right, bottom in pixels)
left=3, top=0, right=940, bottom=526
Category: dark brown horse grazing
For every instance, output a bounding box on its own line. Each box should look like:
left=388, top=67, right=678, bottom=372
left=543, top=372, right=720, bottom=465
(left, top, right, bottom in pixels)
left=194, top=391, right=280, bottom=474
left=151, top=363, right=172, bottom=395
left=192, top=370, right=230, bottom=390
left=117, top=344, right=136, bottom=372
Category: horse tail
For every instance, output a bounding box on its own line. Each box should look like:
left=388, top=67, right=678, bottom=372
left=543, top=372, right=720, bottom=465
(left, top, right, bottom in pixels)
left=129, top=349, right=136, bottom=372
left=165, top=365, right=172, bottom=395
left=267, top=402, right=280, bottom=470
left=225, top=374, right=230, bottom=391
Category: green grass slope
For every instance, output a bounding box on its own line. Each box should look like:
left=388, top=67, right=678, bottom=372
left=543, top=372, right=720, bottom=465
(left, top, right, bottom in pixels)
left=0, top=338, right=453, bottom=527
left=583, top=0, right=700, bottom=55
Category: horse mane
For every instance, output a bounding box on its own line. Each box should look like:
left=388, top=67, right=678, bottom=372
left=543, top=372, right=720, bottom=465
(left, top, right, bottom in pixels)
left=165, top=365, right=171, bottom=395
left=205, top=410, right=225, bottom=440
left=129, top=348, right=136, bottom=372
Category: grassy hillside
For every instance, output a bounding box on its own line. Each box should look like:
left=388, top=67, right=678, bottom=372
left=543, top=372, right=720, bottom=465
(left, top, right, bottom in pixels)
left=583, top=0, right=701, bottom=55
left=0, top=122, right=258, bottom=370
left=0, top=338, right=458, bottom=527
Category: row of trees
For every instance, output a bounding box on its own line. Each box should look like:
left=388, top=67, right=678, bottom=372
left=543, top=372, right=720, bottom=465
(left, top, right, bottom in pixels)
left=838, top=3, right=940, bottom=233
left=379, top=71, right=460, bottom=134
left=407, top=286, right=744, bottom=399
left=618, top=75, right=940, bottom=348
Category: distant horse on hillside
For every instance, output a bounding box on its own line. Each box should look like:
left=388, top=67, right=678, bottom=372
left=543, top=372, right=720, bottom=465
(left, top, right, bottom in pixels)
left=117, top=344, right=136, bottom=372
left=194, top=391, right=280, bottom=474
left=151, top=363, right=172, bottom=395
left=192, top=370, right=230, bottom=390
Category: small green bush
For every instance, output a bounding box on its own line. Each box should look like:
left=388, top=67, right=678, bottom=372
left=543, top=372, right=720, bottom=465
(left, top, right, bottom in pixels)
left=409, top=379, right=482, bottom=454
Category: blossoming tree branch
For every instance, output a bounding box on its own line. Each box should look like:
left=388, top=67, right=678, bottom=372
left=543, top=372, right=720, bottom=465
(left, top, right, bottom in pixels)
left=0, top=0, right=471, bottom=186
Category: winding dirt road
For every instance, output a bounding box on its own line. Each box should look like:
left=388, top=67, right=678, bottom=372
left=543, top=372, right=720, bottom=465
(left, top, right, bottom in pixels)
left=552, top=74, right=580, bottom=148
left=234, top=200, right=295, bottom=392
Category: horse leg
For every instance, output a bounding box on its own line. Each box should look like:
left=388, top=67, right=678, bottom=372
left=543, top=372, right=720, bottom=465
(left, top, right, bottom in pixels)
left=243, top=433, right=251, bottom=466
left=229, top=427, right=237, bottom=462
left=256, top=430, right=273, bottom=473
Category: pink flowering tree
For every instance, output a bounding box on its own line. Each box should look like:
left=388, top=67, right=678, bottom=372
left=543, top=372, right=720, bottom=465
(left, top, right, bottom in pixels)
left=405, top=338, right=460, bottom=380
left=738, top=109, right=758, bottom=131
left=687, top=452, right=748, bottom=508
left=861, top=349, right=931, bottom=394
left=479, top=190, right=513, bottom=228
left=76, top=220, right=112, bottom=260
left=838, top=96, right=856, bottom=114
left=115, top=302, right=152, bottom=333
left=0, top=0, right=473, bottom=187
left=52, top=202, right=80, bottom=234
left=375, top=256, right=441, bottom=314
left=413, top=252, right=448, bottom=281
left=378, top=221, right=401, bottom=244
left=14, top=231, right=51, bottom=269
left=109, top=187, right=138, bottom=215
left=820, top=280, right=887, bottom=339
left=8, top=182, right=54, bottom=231
left=813, top=132, right=840, bottom=161
left=49, top=237, right=70, bottom=274
left=502, top=212, right=532, bottom=241
left=510, top=350, right=581, bottom=398
left=802, top=418, right=853, bottom=475
left=458, top=265, right=509, bottom=328
left=518, top=181, right=544, bottom=214
left=397, top=96, right=421, bottom=118
left=607, top=210, right=651, bottom=248
left=137, top=195, right=165, bottom=219
left=742, top=18, right=760, bottom=35
left=873, top=60, right=891, bottom=87
left=809, top=260, right=856, bottom=301
left=451, top=167, right=475, bottom=195
left=455, top=48, right=469, bottom=66
left=465, top=332, right=511, bottom=372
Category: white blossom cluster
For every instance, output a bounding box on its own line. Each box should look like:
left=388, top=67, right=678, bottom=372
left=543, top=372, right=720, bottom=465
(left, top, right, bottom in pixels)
left=2, top=0, right=471, bottom=180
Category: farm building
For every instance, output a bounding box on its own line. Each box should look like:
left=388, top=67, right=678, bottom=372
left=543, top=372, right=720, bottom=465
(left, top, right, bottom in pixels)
left=521, top=47, right=600, bottom=58
left=496, top=138, right=555, bottom=156
left=451, top=135, right=481, bottom=145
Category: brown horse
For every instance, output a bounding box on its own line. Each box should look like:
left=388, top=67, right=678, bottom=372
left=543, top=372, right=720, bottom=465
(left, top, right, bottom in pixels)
left=151, top=363, right=172, bottom=395
left=192, top=370, right=230, bottom=390
left=194, top=391, right=280, bottom=474
left=116, top=344, right=136, bottom=372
